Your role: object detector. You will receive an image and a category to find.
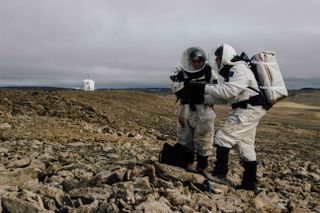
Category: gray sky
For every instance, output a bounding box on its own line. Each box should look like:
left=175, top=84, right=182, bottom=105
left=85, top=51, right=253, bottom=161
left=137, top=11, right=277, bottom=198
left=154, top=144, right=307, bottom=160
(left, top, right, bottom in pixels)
left=1, top=0, right=319, bottom=88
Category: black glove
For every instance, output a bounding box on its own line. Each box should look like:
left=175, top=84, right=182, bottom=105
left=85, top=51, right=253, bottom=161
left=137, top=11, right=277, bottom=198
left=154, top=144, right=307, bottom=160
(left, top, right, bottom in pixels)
left=185, top=82, right=205, bottom=96
left=175, top=82, right=205, bottom=101
left=175, top=86, right=191, bottom=100
left=189, top=93, right=205, bottom=104
left=183, top=78, right=192, bottom=86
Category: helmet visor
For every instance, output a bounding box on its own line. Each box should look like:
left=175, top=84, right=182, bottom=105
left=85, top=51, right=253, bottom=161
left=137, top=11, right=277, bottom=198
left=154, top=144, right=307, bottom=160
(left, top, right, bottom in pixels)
left=180, top=47, right=207, bottom=73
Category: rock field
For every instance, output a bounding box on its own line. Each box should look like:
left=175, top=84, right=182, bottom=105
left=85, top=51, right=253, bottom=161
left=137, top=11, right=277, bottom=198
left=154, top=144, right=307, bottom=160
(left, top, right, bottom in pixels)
left=0, top=89, right=319, bottom=212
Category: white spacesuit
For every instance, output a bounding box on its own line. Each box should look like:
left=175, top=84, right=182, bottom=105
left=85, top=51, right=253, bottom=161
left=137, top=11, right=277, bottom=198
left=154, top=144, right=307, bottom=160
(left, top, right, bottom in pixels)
left=207, top=43, right=266, bottom=191
left=183, top=44, right=266, bottom=191
left=171, top=47, right=217, bottom=171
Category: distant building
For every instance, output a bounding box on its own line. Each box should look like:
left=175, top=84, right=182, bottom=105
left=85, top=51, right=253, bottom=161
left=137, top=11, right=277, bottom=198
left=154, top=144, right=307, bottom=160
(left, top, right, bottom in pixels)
left=80, top=79, right=95, bottom=91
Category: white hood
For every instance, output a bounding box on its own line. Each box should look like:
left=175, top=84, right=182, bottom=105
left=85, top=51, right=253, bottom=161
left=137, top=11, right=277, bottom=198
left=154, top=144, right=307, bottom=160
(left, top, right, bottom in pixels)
left=209, top=43, right=237, bottom=72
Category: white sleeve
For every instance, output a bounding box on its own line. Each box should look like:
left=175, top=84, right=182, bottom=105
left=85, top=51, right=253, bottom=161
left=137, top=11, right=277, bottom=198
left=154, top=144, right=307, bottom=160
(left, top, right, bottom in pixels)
left=204, top=67, right=249, bottom=100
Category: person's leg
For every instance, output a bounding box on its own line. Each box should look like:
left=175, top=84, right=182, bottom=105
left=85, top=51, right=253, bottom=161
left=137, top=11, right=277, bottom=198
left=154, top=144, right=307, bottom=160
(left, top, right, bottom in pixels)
left=193, top=116, right=214, bottom=171
left=176, top=116, right=195, bottom=168
left=177, top=116, right=193, bottom=150
left=236, top=125, right=259, bottom=191
left=234, top=106, right=265, bottom=192
left=212, top=144, right=230, bottom=177
left=212, top=111, right=240, bottom=178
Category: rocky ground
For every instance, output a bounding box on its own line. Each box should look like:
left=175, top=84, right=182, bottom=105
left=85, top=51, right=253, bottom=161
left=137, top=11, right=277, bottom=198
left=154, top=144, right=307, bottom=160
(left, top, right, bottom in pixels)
left=0, top=89, right=319, bottom=213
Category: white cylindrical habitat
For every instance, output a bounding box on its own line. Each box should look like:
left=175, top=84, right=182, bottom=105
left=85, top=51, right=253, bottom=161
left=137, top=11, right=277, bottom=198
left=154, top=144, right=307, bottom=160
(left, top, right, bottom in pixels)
left=81, top=79, right=95, bottom=91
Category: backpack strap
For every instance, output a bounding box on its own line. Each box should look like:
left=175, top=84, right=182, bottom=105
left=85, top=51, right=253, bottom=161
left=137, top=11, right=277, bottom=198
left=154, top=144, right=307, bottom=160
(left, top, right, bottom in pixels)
left=219, top=65, right=233, bottom=82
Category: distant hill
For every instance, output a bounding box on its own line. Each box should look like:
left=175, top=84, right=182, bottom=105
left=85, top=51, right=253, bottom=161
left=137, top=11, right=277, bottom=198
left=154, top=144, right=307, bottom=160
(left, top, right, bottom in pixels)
left=1, top=87, right=320, bottom=105
left=0, top=86, right=76, bottom=91
left=98, top=87, right=172, bottom=95
left=286, top=88, right=320, bottom=106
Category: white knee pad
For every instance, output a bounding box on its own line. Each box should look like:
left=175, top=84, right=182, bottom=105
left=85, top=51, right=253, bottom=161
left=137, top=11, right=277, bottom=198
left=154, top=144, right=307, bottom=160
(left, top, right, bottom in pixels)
left=237, top=140, right=256, bottom=161
left=214, top=129, right=235, bottom=148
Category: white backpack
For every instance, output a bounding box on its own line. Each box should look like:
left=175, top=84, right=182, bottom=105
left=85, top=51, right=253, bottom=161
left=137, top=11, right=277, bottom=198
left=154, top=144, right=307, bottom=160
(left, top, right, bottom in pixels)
left=250, top=51, right=288, bottom=109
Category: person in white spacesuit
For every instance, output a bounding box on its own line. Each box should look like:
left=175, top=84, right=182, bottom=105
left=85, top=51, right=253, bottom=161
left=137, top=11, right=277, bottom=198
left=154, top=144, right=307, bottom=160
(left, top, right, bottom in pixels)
left=171, top=47, right=218, bottom=172
left=181, top=44, right=267, bottom=192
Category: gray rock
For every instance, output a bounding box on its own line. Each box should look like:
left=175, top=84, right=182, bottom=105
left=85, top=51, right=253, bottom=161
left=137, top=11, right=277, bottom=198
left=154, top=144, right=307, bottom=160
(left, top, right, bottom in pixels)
left=0, top=167, right=40, bottom=188
left=181, top=205, right=198, bottom=213
left=209, top=181, right=229, bottom=194
left=216, top=196, right=243, bottom=213
left=156, top=179, right=175, bottom=189
left=29, top=159, right=46, bottom=170
left=303, top=182, right=311, bottom=192
left=100, top=126, right=113, bottom=134
left=0, top=123, right=11, bottom=129
left=165, top=189, right=191, bottom=206
left=60, top=179, right=79, bottom=192
left=253, top=191, right=282, bottom=212
left=145, top=164, right=157, bottom=184
left=43, top=198, right=56, bottom=211
left=114, top=181, right=136, bottom=205
left=1, top=197, right=48, bottom=213
left=157, top=134, right=169, bottom=141
left=106, top=153, right=120, bottom=159
left=19, top=189, right=44, bottom=208
left=294, top=168, right=309, bottom=178
left=37, top=185, right=65, bottom=208
left=57, top=170, right=74, bottom=179
left=133, top=177, right=151, bottom=190
left=118, top=198, right=133, bottom=210
left=0, top=147, right=8, bottom=155
left=73, top=169, right=94, bottom=179
left=103, top=202, right=120, bottom=213
left=46, top=163, right=62, bottom=175
left=191, top=193, right=216, bottom=211
left=309, top=172, right=320, bottom=181
left=135, top=200, right=172, bottom=213
left=6, top=157, right=31, bottom=168
left=91, top=167, right=127, bottom=186
left=0, top=163, right=6, bottom=172
left=69, top=186, right=113, bottom=202
left=123, top=182, right=135, bottom=204
left=155, top=163, right=206, bottom=186
left=74, top=199, right=99, bottom=213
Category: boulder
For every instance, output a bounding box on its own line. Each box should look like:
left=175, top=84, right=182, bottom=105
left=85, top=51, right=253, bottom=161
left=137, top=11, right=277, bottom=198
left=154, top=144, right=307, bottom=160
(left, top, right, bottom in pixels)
left=154, top=163, right=206, bottom=187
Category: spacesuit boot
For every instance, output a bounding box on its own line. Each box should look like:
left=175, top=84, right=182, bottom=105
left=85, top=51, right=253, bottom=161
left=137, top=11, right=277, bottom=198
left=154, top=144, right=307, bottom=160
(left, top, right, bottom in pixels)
left=211, top=145, right=232, bottom=186
left=235, top=161, right=261, bottom=194
left=195, top=154, right=208, bottom=173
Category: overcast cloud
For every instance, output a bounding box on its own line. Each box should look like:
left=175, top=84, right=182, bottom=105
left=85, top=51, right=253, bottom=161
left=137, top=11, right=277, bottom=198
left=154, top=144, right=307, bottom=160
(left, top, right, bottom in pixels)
left=1, top=0, right=319, bottom=88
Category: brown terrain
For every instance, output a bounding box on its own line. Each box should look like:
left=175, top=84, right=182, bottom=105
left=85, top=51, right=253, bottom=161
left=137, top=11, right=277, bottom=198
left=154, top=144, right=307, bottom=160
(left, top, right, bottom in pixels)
left=0, top=89, right=319, bottom=212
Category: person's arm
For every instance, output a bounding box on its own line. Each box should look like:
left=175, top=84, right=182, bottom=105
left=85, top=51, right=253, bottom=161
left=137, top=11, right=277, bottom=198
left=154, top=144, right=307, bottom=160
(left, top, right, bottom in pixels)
left=204, top=67, right=249, bottom=100
left=203, top=69, right=219, bottom=105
